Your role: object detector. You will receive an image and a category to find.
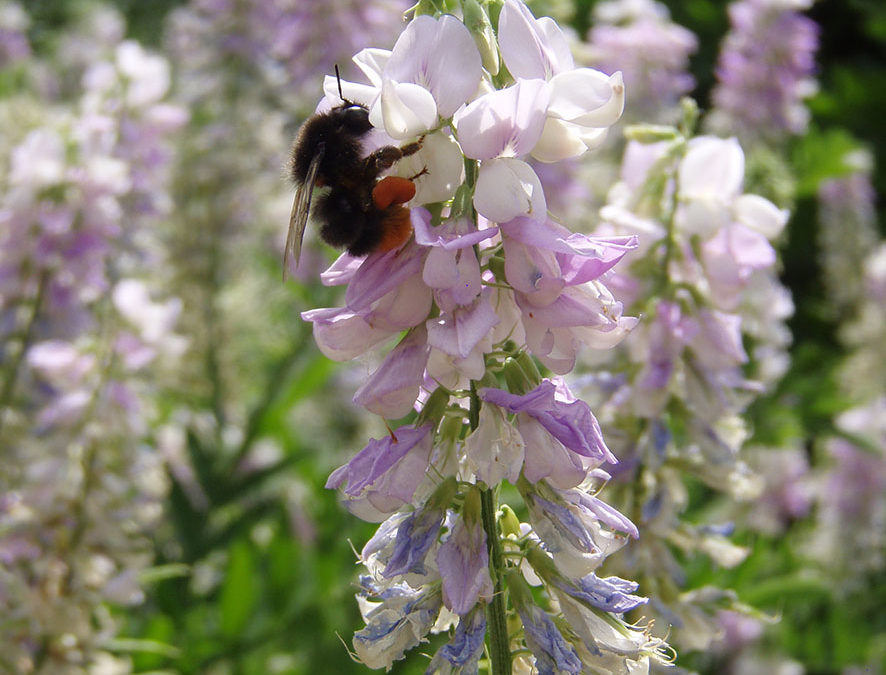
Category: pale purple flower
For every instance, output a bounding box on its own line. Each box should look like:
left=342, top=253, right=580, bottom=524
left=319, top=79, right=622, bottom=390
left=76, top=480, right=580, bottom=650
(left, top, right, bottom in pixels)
left=501, top=217, right=637, bottom=305
left=482, top=379, right=616, bottom=465
left=414, top=210, right=497, bottom=310
left=714, top=609, right=765, bottom=652
left=472, top=157, right=548, bottom=223
left=525, top=486, right=638, bottom=579
left=702, top=224, right=777, bottom=310
left=26, top=340, right=96, bottom=389
left=426, top=294, right=500, bottom=387
left=555, top=572, right=647, bottom=614
left=0, top=21, right=183, bottom=662
left=518, top=415, right=590, bottom=489
left=307, top=2, right=672, bottom=670
left=497, top=0, right=625, bottom=162
left=517, top=283, right=638, bottom=374
left=636, top=300, right=692, bottom=391
left=554, top=586, right=666, bottom=666
left=709, top=0, right=819, bottom=142
left=436, top=499, right=493, bottom=614
left=588, top=0, right=697, bottom=120
left=456, top=79, right=552, bottom=161
left=498, top=0, right=575, bottom=79
left=0, top=1, right=29, bottom=66
left=516, top=601, right=583, bottom=675
left=676, top=136, right=746, bottom=237
left=426, top=607, right=486, bottom=673
left=817, top=156, right=879, bottom=315
left=343, top=239, right=429, bottom=312
left=463, top=404, right=525, bottom=486
left=300, top=306, right=408, bottom=361
left=326, top=425, right=433, bottom=521
left=383, top=15, right=482, bottom=118
left=353, top=325, right=429, bottom=419
left=382, top=500, right=448, bottom=578
left=353, top=580, right=443, bottom=670
left=328, top=14, right=482, bottom=139
left=303, top=242, right=433, bottom=360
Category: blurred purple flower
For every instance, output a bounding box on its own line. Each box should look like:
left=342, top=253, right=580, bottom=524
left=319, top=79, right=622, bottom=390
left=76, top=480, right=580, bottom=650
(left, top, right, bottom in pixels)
left=709, top=0, right=819, bottom=142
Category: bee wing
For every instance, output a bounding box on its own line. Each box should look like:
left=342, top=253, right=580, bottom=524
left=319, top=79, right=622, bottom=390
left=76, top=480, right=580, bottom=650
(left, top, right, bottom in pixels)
left=283, top=147, right=324, bottom=280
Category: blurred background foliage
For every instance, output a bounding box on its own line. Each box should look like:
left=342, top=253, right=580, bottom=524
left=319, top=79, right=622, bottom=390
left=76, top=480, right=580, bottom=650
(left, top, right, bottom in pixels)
left=6, top=0, right=886, bottom=674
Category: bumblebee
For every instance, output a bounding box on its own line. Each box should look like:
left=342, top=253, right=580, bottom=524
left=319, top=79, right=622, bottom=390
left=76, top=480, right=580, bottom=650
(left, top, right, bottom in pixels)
left=284, top=74, right=424, bottom=276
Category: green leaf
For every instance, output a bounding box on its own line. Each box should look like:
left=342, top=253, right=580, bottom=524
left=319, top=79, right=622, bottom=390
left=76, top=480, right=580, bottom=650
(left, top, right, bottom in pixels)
left=791, top=127, right=864, bottom=197
left=219, top=539, right=260, bottom=638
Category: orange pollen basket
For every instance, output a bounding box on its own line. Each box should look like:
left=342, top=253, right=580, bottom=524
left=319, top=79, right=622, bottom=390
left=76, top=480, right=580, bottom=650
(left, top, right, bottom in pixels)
left=372, top=176, right=416, bottom=252
left=372, top=175, right=416, bottom=209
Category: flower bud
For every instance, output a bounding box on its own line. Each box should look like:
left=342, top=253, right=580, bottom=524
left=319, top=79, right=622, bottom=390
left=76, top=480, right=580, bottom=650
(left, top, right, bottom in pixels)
left=463, top=0, right=500, bottom=75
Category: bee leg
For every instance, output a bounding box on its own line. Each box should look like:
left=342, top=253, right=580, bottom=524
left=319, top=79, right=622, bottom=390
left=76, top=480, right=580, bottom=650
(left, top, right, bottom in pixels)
left=397, top=135, right=425, bottom=158
left=406, top=166, right=429, bottom=181
left=365, top=146, right=404, bottom=175
left=364, top=135, right=426, bottom=175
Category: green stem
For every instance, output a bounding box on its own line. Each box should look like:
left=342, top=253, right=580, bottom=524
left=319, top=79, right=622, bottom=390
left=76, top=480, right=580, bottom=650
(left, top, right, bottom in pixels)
left=470, top=381, right=511, bottom=674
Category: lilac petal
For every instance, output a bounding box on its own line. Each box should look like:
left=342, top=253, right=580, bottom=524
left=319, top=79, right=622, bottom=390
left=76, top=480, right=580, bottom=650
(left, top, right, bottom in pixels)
left=464, top=404, right=525, bottom=486
left=566, top=491, right=639, bottom=538
left=503, top=232, right=565, bottom=303
left=322, top=71, right=380, bottom=107
left=424, top=246, right=483, bottom=308
left=456, top=79, right=551, bottom=160
left=413, top=211, right=498, bottom=251
left=353, top=586, right=441, bottom=670
left=502, top=217, right=637, bottom=284
left=693, top=309, right=747, bottom=366
left=326, top=424, right=430, bottom=495
left=532, top=116, right=590, bottom=163
left=345, top=241, right=427, bottom=311
left=436, top=514, right=492, bottom=614
left=386, top=15, right=482, bottom=118
left=556, top=573, right=647, bottom=613
left=517, top=603, right=582, bottom=675
left=734, top=193, right=787, bottom=239
left=547, top=69, right=625, bottom=127
left=326, top=425, right=433, bottom=516
left=361, top=512, right=406, bottom=562
left=528, top=493, right=597, bottom=554
left=301, top=307, right=395, bottom=361
left=383, top=503, right=447, bottom=577
left=481, top=380, right=616, bottom=464
left=708, top=223, right=776, bottom=273
left=320, top=253, right=363, bottom=287
left=474, top=158, right=546, bottom=224
left=428, top=608, right=486, bottom=671
left=369, top=274, right=434, bottom=332
left=352, top=47, right=391, bottom=88
left=427, top=295, right=500, bottom=359
left=353, top=325, right=429, bottom=418
left=679, top=136, right=744, bottom=202
left=517, top=283, right=619, bottom=327
left=370, top=78, right=437, bottom=140
left=498, top=0, right=573, bottom=80
left=518, top=289, right=638, bottom=374
left=518, top=417, right=587, bottom=488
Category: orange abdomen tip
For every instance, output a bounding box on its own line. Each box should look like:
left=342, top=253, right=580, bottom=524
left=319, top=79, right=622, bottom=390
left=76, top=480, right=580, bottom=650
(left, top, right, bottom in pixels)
left=377, top=207, right=413, bottom=253
left=372, top=175, right=417, bottom=209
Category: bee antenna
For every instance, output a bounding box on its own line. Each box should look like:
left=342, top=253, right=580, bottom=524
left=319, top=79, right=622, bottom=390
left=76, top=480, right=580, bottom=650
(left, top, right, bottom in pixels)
left=334, top=64, right=345, bottom=102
